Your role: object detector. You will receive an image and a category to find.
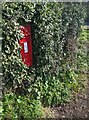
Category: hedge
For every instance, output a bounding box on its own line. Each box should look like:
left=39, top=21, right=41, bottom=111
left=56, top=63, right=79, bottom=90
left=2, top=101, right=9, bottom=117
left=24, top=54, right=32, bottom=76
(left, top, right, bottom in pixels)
left=2, top=2, right=86, bottom=104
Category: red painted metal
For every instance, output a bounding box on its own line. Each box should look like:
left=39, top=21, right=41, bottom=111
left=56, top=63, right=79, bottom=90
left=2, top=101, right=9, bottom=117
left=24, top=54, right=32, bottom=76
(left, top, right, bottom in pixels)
left=19, top=25, right=32, bottom=67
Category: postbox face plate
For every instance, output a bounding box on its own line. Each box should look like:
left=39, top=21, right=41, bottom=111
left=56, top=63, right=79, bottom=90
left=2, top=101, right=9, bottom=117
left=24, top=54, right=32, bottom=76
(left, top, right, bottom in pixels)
left=19, top=25, right=32, bottom=67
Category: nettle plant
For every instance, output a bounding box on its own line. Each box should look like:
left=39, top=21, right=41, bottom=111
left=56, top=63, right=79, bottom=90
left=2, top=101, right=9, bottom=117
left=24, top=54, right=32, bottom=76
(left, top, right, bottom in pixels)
left=2, top=93, right=43, bottom=119
left=2, top=2, right=86, bottom=105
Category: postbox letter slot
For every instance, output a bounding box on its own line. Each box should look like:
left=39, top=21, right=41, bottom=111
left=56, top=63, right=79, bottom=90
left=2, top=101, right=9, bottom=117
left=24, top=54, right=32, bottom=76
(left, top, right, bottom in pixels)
left=24, top=42, right=28, bottom=53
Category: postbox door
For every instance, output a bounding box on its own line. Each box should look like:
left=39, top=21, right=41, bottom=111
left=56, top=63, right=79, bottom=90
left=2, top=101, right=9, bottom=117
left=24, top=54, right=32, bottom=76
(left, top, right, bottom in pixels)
left=19, top=25, right=32, bottom=67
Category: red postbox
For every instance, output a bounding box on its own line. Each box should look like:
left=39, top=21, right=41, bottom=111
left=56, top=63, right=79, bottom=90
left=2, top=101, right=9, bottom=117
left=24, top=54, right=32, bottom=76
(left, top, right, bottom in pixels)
left=19, top=25, right=32, bottom=67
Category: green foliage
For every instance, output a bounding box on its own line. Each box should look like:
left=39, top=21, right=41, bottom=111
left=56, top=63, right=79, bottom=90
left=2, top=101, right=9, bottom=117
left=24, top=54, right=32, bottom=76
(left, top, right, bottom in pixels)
left=75, top=27, right=88, bottom=90
left=2, top=3, right=35, bottom=92
left=2, top=2, right=87, bottom=109
left=0, top=102, right=3, bottom=120
left=77, top=27, right=88, bottom=72
left=2, top=93, right=43, bottom=119
left=28, top=68, right=79, bottom=106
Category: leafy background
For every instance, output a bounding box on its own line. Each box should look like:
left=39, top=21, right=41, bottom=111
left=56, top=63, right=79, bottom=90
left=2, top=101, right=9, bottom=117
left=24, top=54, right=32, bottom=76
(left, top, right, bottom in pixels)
left=1, top=2, right=87, bottom=119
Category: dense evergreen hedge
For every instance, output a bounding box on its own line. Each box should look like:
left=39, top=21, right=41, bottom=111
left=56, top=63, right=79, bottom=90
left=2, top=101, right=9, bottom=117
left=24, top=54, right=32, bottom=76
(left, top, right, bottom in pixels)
left=2, top=2, right=86, bottom=97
